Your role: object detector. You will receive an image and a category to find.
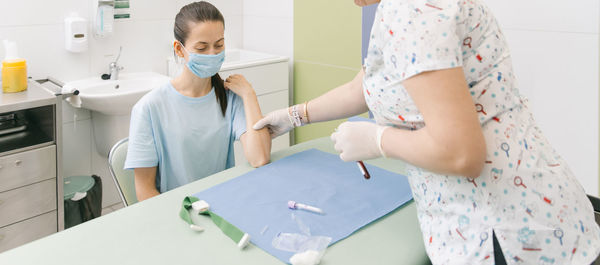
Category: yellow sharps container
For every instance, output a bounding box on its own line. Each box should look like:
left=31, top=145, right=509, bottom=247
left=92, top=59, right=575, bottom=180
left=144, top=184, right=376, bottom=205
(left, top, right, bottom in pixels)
left=2, top=58, right=28, bottom=93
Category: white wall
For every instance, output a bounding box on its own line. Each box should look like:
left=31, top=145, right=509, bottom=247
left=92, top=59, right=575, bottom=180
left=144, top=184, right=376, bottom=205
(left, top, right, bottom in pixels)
left=242, top=0, right=293, bottom=58
left=484, top=0, right=600, bottom=195
left=0, top=0, right=243, bottom=207
left=242, top=0, right=294, bottom=111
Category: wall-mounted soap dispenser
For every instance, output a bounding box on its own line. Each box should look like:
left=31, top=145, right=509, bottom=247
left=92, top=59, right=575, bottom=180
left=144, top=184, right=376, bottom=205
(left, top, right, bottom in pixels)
left=65, top=14, right=88, bottom=53
left=94, top=0, right=115, bottom=38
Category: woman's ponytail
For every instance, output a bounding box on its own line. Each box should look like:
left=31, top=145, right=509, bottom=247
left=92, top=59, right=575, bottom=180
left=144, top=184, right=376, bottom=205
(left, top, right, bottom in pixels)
left=211, top=73, right=227, bottom=116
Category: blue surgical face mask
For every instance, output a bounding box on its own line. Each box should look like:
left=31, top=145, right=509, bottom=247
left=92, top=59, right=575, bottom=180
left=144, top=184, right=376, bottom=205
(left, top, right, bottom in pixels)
left=181, top=44, right=225, bottom=78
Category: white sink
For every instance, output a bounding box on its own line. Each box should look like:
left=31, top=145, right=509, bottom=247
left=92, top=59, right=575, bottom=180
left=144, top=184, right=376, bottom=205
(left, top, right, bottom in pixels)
left=63, top=72, right=169, bottom=156
left=64, top=72, right=170, bottom=116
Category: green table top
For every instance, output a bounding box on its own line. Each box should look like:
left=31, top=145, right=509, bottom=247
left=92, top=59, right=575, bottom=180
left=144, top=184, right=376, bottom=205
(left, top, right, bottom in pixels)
left=0, top=137, right=430, bottom=265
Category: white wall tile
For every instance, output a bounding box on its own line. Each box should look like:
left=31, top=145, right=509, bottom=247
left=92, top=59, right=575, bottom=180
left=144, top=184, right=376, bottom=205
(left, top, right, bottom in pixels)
left=175, top=0, right=243, bottom=16
left=62, top=120, right=92, bottom=179
left=208, top=0, right=244, bottom=16
left=172, top=0, right=244, bottom=49
left=127, top=0, right=179, bottom=21
left=61, top=102, right=92, bottom=123
left=242, top=16, right=293, bottom=57
left=0, top=0, right=90, bottom=27
left=484, top=0, right=599, bottom=34
left=89, top=19, right=174, bottom=77
left=225, top=15, right=244, bottom=49
left=0, top=24, right=91, bottom=81
left=504, top=29, right=599, bottom=195
left=243, top=0, right=293, bottom=18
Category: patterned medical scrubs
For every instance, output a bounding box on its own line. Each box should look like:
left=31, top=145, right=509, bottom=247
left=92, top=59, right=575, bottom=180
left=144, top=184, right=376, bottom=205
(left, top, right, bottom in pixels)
left=362, top=0, right=600, bottom=264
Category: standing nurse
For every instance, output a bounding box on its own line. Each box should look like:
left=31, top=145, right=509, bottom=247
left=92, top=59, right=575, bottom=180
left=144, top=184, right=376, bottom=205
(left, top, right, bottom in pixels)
left=254, top=0, right=600, bottom=264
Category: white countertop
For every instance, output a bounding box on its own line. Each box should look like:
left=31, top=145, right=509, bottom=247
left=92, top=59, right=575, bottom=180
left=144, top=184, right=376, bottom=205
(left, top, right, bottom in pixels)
left=0, top=80, right=57, bottom=113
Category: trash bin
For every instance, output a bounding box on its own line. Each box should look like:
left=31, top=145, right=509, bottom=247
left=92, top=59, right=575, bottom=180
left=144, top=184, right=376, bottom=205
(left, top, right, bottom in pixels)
left=63, top=175, right=103, bottom=229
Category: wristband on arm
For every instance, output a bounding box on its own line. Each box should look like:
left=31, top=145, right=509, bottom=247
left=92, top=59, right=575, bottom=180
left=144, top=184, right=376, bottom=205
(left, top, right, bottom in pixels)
left=288, top=102, right=311, bottom=127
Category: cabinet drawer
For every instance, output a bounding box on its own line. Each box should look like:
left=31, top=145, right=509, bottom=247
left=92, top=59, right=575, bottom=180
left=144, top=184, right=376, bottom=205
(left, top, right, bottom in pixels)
left=0, top=145, right=56, bottom=193
left=0, top=211, right=56, bottom=253
left=0, top=179, right=57, bottom=227
left=258, top=90, right=290, bottom=152
left=257, top=90, right=289, bottom=114
left=219, top=61, right=289, bottom=96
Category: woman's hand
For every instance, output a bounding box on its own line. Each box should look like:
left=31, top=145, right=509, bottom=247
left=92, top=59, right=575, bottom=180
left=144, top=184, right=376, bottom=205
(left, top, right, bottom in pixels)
left=228, top=74, right=272, bottom=167
left=331, top=121, right=389, bottom=161
left=224, top=74, right=255, bottom=98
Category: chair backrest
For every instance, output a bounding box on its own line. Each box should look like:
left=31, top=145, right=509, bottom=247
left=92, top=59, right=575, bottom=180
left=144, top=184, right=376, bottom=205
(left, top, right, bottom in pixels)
left=588, top=195, right=600, bottom=265
left=108, top=138, right=138, bottom=206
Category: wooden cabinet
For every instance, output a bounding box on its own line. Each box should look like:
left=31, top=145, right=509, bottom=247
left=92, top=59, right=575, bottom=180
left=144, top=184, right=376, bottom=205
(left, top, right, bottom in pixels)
left=0, top=81, right=62, bottom=253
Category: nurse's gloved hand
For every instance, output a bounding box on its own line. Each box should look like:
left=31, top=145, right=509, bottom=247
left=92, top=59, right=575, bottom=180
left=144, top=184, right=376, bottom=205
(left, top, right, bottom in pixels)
left=331, top=121, right=389, bottom=162
left=253, top=107, right=296, bottom=139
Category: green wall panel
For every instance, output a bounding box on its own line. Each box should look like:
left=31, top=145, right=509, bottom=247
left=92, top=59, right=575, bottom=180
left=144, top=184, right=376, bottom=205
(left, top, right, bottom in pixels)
left=294, top=0, right=361, bottom=69
left=294, top=0, right=362, bottom=143
left=293, top=61, right=360, bottom=143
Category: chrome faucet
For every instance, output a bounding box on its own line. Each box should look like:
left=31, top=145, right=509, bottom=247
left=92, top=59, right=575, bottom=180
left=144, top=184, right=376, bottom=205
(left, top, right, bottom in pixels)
left=108, top=46, right=124, bottom=80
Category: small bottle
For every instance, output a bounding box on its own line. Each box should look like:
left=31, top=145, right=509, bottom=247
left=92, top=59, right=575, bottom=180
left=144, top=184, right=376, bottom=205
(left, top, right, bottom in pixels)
left=2, top=40, right=27, bottom=93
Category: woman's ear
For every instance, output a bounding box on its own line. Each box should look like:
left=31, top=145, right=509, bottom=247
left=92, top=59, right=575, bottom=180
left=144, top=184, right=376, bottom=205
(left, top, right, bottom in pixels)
left=173, top=41, right=186, bottom=59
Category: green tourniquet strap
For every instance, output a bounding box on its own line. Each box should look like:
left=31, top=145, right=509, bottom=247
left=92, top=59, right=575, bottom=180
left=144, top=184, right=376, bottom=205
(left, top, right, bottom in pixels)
left=179, top=196, right=199, bottom=224
left=180, top=196, right=245, bottom=243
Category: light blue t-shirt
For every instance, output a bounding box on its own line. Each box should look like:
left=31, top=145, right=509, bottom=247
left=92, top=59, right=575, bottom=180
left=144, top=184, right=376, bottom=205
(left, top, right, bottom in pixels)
left=124, top=82, right=246, bottom=193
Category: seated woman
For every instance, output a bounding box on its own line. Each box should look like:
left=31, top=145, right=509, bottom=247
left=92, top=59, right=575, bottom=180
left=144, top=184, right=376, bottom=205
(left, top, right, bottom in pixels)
left=125, top=1, right=271, bottom=201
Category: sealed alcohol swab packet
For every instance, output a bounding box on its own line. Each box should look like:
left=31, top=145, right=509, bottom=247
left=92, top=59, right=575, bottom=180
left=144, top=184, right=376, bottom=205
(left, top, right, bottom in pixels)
left=272, top=213, right=332, bottom=265
left=272, top=233, right=331, bottom=265
left=271, top=232, right=332, bottom=253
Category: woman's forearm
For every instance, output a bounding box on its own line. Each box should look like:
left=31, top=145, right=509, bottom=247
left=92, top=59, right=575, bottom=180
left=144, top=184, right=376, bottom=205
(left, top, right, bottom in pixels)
left=304, top=69, right=369, bottom=123
left=134, top=167, right=160, bottom=201
left=241, top=91, right=271, bottom=167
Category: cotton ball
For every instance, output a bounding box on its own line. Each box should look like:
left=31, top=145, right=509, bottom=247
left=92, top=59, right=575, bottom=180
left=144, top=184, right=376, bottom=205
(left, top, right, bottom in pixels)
left=289, top=250, right=322, bottom=265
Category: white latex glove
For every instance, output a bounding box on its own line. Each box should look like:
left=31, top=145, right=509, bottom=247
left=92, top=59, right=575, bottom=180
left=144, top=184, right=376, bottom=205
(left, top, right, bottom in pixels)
left=330, top=121, right=389, bottom=162
left=253, top=108, right=294, bottom=139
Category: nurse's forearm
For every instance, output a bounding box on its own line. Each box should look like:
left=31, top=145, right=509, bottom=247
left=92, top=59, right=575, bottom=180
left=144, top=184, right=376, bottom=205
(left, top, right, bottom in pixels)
left=304, top=69, right=369, bottom=123
left=380, top=126, right=486, bottom=178
left=241, top=91, right=271, bottom=167
left=380, top=67, right=487, bottom=178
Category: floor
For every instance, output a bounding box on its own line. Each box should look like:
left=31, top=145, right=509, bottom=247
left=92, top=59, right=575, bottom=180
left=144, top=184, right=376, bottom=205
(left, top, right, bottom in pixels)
left=100, top=202, right=125, bottom=216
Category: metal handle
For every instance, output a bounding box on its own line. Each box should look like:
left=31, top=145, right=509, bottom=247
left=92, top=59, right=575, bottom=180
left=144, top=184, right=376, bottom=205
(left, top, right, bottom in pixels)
left=14, top=160, right=21, bottom=166
left=56, top=90, right=80, bottom=99
left=35, top=76, right=80, bottom=99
